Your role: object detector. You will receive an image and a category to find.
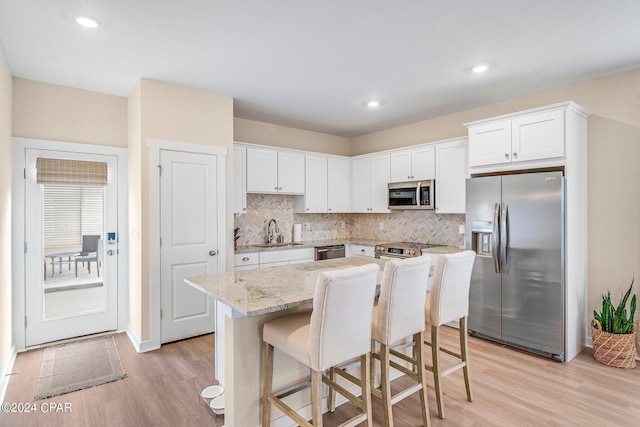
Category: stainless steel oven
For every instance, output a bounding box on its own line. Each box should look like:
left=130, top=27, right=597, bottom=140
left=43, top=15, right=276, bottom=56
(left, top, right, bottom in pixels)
left=374, top=242, right=443, bottom=259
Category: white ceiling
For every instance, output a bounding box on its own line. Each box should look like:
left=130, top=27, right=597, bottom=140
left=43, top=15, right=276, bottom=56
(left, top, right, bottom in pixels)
left=0, top=0, right=639, bottom=137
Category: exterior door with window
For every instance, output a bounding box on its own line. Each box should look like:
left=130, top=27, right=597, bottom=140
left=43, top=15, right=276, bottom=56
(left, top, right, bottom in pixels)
left=24, top=149, right=119, bottom=347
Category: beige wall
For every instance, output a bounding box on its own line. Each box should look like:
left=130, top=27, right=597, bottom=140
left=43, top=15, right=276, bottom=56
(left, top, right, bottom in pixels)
left=234, top=117, right=351, bottom=156
left=0, top=44, right=13, bottom=382
left=134, top=79, right=234, bottom=341
left=12, top=78, right=127, bottom=147
left=352, top=68, right=640, bottom=320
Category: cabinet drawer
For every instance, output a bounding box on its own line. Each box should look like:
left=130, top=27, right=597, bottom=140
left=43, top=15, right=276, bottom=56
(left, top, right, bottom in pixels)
left=349, top=244, right=374, bottom=257
left=259, top=247, right=315, bottom=264
left=234, top=252, right=259, bottom=267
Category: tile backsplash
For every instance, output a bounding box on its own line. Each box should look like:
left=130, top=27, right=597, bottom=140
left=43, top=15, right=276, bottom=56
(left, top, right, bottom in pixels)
left=235, top=194, right=465, bottom=247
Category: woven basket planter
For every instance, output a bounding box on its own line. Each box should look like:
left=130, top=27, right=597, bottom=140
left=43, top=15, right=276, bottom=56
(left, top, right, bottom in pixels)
left=591, top=319, right=636, bottom=368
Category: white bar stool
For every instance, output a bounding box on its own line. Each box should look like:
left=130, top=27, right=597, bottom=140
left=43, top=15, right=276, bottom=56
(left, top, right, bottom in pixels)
left=262, top=263, right=379, bottom=427
left=424, top=250, right=476, bottom=419
left=369, top=256, right=432, bottom=427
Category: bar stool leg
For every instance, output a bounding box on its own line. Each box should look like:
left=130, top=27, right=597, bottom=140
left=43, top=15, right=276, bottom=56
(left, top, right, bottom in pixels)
left=262, top=342, right=274, bottom=427
left=414, top=331, right=431, bottom=427
left=327, top=367, right=336, bottom=412
left=431, top=324, right=445, bottom=419
left=311, top=369, right=323, bottom=427
left=460, top=317, right=473, bottom=402
left=361, top=353, right=373, bottom=427
left=380, top=343, right=394, bottom=427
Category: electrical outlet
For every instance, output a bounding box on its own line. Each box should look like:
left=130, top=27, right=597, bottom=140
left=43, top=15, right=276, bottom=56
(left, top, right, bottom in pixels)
left=339, top=221, right=345, bottom=229
left=304, top=222, right=312, bottom=231
left=379, top=221, right=384, bottom=231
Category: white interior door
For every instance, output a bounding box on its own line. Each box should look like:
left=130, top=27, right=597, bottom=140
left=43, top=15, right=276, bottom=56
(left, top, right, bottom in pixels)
left=160, top=149, right=218, bottom=343
left=25, top=149, right=119, bottom=347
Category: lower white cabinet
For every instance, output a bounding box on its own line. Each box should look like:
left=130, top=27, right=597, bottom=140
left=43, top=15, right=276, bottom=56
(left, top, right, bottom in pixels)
left=259, top=247, right=315, bottom=268
left=234, top=252, right=259, bottom=271
left=348, top=244, right=375, bottom=257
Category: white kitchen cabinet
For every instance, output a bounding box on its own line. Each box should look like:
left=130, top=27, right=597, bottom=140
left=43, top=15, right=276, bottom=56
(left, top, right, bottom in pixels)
left=348, top=244, right=375, bottom=257
left=294, top=155, right=351, bottom=213
left=246, top=147, right=305, bottom=194
left=467, top=107, right=565, bottom=169
left=234, top=251, right=259, bottom=271
left=327, top=157, right=351, bottom=213
left=297, top=155, right=328, bottom=213
left=389, top=145, right=435, bottom=182
left=259, top=247, right=315, bottom=268
left=435, top=138, right=468, bottom=214
left=352, top=154, right=390, bottom=213
left=233, top=146, right=247, bottom=214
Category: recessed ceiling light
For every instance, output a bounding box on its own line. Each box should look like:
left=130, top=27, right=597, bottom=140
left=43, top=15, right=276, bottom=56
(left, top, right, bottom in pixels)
left=363, top=99, right=385, bottom=108
left=75, top=15, right=101, bottom=29
left=471, top=64, right=489, bottom=73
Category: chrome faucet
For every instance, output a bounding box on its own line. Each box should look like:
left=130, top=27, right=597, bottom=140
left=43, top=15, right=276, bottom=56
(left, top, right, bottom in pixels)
left=267, top=219, right=279, bottom=244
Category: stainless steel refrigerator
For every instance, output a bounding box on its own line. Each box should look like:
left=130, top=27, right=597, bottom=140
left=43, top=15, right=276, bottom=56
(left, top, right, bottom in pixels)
left=465, top=171, right=564, bottom=361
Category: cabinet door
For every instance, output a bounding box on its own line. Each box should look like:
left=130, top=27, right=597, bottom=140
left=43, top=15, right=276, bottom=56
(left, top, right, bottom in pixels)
left=233, top=146, right=246, bottom=214
left=411, top=145, right=435, bottom=180
left=246, top=147, right=278, bottom=193
left=389, top=150, right=412, bottom=182
left=304, top=155, right=328, bottom=213
left=468, top=119, right=512, bottom=167
left=351, top=157, right=371, bottom=212
left=512, top=110, right=564, bottom=163
left=277, top=151, right=305, bottom=194
left=435, top=139, right=468, bottom=214
left=370, top=154, right=391, bottom=212
left=327, top=158, right=351, bottom=213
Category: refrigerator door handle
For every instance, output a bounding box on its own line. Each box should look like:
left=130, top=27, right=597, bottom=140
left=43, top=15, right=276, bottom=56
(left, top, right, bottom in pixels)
left=501, top=203, right=509, bottom=274
left=492, top=202, right=500, bottom=273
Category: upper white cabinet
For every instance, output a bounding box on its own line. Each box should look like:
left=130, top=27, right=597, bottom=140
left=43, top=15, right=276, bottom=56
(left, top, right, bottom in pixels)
left=352, top=154, right=390, bottom=213
left=294, top=155, right=351, bottom=213
left=435, top=138, right=468, bottom=214
left=233, top=145, right=247, bottom=215
left=389, top=145, right=435, bottom=182
left=327, top=157, right=351, bottom=213
left=246, top=147, right=305, bottom=194
left=296, top=155, right=328, bottom=213
left=467, top=104, right=570, bottom=171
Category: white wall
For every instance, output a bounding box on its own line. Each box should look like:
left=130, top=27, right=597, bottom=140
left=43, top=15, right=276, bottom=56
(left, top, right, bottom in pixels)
left=0, top=42, right=14, bottom=399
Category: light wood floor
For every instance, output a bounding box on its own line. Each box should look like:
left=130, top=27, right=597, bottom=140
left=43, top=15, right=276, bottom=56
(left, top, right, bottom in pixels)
left=2, top=329, right=639, bottom=427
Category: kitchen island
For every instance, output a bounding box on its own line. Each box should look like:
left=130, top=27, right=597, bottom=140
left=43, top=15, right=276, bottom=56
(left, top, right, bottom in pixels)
left=185, top=256, right=386, bottom=427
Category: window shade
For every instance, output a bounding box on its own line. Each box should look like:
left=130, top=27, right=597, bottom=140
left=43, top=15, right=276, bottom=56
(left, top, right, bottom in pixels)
left=43, top=185, right=104, bottom=250
left=36, top=158, right=108, bottom=186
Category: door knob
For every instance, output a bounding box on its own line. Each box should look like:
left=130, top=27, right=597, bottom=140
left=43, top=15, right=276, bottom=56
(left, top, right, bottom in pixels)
left=209, top=250, right=217, bottom=256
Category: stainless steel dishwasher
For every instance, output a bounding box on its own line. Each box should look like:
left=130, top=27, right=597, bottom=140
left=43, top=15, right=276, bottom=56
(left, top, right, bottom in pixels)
left=314, top=244, right=345, bottom=261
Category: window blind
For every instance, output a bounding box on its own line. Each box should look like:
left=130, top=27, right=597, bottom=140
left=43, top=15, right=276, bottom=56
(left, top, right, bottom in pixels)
left=36, top=158, right=108, bottom=186
left=43, top=185, right=104, bottom=250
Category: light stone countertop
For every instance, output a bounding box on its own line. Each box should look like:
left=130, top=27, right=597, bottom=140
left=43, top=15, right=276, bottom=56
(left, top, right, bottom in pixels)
left=185, top=257, right=386, bottom=317
left=235, top=238, right=381, bottom=254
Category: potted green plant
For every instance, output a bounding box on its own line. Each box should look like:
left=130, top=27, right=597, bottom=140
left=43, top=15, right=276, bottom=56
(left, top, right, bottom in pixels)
left=592, top=278, right=636, bottom=368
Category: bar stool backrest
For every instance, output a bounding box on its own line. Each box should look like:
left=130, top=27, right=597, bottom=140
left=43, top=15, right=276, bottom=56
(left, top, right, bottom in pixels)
left=376, top=256, right=432, bottom=345
left=429, top=251, right=476, bottom=326
left=309, top=263, right=379, bottom=371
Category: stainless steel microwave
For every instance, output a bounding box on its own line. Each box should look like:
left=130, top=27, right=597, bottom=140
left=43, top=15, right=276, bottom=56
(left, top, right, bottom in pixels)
left=388, top=180, right=434, bottom=210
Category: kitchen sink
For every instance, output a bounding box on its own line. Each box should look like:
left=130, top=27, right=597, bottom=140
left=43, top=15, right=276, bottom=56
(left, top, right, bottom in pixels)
left=253, top=242, right=305, bottom=248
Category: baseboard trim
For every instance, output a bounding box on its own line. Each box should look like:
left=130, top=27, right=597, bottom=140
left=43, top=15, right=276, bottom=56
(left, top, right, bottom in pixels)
left=1, top=344, right=17, bottom=403
left=125, top=327, right=160, bottom=353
